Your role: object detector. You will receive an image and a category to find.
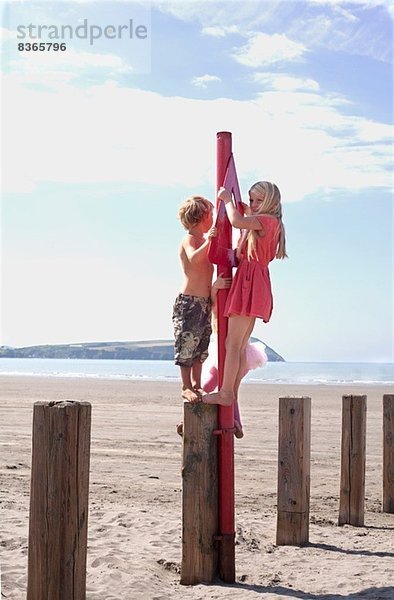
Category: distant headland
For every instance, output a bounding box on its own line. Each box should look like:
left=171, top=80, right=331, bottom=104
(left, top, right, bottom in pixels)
left=0, top=339, right=285, bottom=362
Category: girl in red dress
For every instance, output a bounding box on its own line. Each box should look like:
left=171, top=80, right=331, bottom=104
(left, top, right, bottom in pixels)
left=203, top=181, right=287, bottom=412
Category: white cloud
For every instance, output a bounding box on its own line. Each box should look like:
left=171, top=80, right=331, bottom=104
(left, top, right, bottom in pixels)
left=9, top=48, right=133, bottom=79
left=155, top=0, right=250, bottom=23
left=253, top=73, right=320, bottom=92
left=1, top=47, right=134, bottom=95
left=0, top=27, right=18, bottom=40
left=287, top=2, right=392, bottom=63
left=3, top=74, right=392, bottom=202
left=309, top=0, right=391, bottom=7
left=157, top=1, right=393, bottom=63
left=232, top=32, right=306, bottom=67
left=192, top=74, right=221, bottom=88
left=202, top=25, right=239, bottom=37
left=2, top=256, right=143, bottom=346
left=331, top=5, right=359, bottom=23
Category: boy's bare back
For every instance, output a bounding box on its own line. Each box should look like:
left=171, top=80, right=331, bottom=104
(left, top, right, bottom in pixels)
left=179, top=233, right=214, bottom=298
left=176, top=195, right=216, bottom=299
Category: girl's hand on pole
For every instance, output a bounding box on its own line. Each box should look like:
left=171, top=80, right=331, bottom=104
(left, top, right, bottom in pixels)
left=213, top=273, right=232, bottom=290
left=218, top=187, right=232, bottom=204
left=241, top=201, right=251, bottom=216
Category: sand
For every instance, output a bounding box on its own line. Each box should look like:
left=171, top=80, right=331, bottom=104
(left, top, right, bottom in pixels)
left=0, top=376, right=393, bottom=599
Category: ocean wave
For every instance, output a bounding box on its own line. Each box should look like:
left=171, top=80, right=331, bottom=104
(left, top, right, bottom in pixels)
left=1, top=371, right=392, bottom=385
left=246, top=376, right=394, bottom=386
left=1, top=358, right=392, bottom=385
left=0, top=371, right=180, bottom=381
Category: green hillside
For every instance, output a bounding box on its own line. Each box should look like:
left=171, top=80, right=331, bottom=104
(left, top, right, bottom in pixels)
left=0, top=338, right=284, bottom=362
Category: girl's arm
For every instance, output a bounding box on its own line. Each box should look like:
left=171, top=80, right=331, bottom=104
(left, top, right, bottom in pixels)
left=210, top=273, right=232, bottom=305
left=218, top=187, right=263, bottom=231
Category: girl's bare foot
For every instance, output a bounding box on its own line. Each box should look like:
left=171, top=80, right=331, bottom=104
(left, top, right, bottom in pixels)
left=182, top=387, right=200, bottom=403
left=176, top=422, right=183, bottom=437
left=234, top=419, right=244, bottom=439
left=202, top=390, right=235, bottom=406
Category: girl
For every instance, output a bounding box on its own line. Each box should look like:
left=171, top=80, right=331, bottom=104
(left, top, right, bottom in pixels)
left=203, top=181, right=287, bottom=408
left=202, top=275, right=267, bottom=438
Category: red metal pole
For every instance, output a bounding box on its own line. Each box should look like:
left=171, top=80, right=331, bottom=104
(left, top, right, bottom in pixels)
left=215, top=131, right=235, bottom=582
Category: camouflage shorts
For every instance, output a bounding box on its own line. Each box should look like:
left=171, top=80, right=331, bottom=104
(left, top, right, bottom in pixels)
left=172, top=294, right=212, bottom=367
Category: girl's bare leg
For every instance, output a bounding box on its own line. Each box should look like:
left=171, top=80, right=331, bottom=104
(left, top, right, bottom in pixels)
left=233, top=349, right=247, bottom=437
left=233, top=385, right=243, bottom=438
left=233, top=319, right=255, bottom=437
left=203, top=315, right=254, bottom=405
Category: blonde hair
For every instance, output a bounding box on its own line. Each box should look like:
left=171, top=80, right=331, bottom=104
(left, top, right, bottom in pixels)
left=178, top=196, right=213, bottom=230
left=246, top=181, right=287, bottom=260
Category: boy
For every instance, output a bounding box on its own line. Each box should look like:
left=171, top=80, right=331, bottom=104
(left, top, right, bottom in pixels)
left=172, top=195, right=216, bottom=402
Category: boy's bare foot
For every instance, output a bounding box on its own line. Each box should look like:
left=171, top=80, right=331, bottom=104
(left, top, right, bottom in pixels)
left=193, top=387, right=204, bottom=397
left=202, top=390, right=234, bottom=406
left=176, top=422, right=183, bottom=437
left=182, top=387, right=200, bottom=403
left=234, top=419, right=244, bottom=439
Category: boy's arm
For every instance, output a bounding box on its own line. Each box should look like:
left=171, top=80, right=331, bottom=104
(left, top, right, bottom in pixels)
left=218, top=188, right=263, bottom=231
left=183, top=227, right=217, bottom=263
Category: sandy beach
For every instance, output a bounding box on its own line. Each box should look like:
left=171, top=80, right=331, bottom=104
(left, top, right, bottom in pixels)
left=0, top=376, right=393, bottom=599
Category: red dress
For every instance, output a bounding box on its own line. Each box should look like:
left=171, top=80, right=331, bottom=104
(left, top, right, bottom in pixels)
left=224, top=215, right=280, bottom=322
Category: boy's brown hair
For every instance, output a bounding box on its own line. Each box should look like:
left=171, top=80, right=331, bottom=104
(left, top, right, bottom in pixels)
left=178, top=196, right=213, bottom=230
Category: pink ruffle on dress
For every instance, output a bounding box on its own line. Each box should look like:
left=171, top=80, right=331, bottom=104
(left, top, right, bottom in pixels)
left=246, top=340, right=268, bottom=370
left=224, top=215, right=280, bottom=322
left=202, top=338, right=267, bottom=393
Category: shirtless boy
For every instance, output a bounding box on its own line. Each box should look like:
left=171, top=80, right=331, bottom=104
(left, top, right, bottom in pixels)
left=172, top=195, right=216, bottom=402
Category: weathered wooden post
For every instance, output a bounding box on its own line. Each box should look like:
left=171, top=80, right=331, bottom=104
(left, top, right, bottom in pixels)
left=383, top=394, right=394, bottom=513
left=338, top=394, right=366, bottom=526
left=27, top=400, right=91, bottom=600
left=181, top=402, right=218, bottom=585
left=276, top=396, right=311, bottom=545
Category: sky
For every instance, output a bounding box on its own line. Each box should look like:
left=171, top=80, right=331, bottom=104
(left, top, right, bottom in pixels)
left=1, top=0, right=393, bottom=362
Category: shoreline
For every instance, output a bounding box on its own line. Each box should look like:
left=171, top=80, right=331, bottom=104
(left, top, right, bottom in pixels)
left=1, top=376, right=393, bottom=599
left=0, top=372, right=392, bottom=387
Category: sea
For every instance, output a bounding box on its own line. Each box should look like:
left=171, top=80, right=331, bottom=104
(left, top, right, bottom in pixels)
left=0, top=358, right=393, bottom=386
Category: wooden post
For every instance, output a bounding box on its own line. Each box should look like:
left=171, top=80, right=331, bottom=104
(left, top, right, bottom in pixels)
left=338, top=395, right=366, bottom=526
left=383, top=394, right=394, bottom=513
left=27, top=400, right=91, bottom=600
left=181, top=402, right=218, bottom=585
left=276, top=396, right=311, bottom=546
